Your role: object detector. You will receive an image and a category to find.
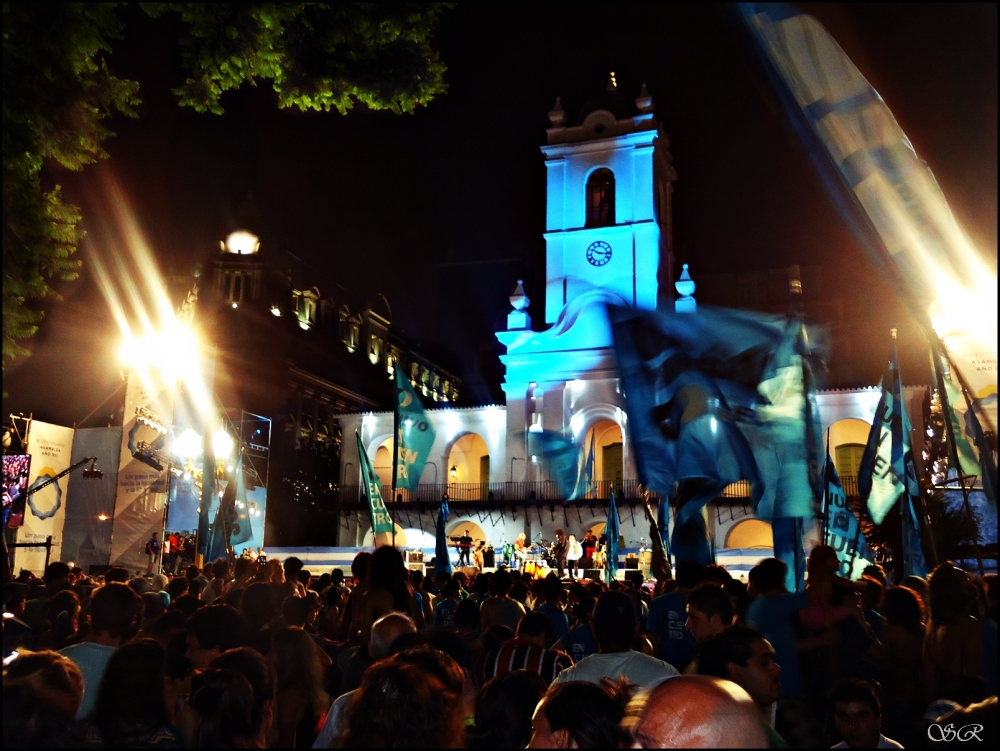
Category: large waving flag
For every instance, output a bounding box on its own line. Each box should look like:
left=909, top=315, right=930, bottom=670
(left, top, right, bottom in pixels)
left=434, top=497, right=453, bottom=576
left=605, top=488, right=620, bottom=586
left=356, top=432, right=394, bottom=541
left=609, top=304, right=827, bottom=569
left=824, top=456, right=873, bottom=580
left=393, top=369, right=437, bottom=494
left=530, top=431, right=587, bottom=500
left=857, top=336, right=928, bottom=577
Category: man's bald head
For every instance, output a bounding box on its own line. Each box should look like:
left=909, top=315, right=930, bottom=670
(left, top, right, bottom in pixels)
left=370, top=613, right=417, bottom=660
left=628, top=676, right=769, bottom=749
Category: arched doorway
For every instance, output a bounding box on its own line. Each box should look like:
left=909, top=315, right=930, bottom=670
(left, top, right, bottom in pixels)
left=829, top=418, right=872, bottom=495
left=725, top=519, right=773, bottom=549
left=446, top=433, right=490, bottom=500
left=373, top=437, right=393, bottom=488
left=581, top=419, right=623, bottom=495
left=445, top=520, right=487, bottom=568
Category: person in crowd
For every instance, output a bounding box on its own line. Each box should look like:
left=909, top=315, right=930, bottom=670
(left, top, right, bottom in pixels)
left=860, top=577, right=884, bottom=637
left=210, top=647, right=277, bottom=749
left=453, top=597, right=481, bottom=631
left=479, top=568, right=526, bottom=634
left=483, top=611, right=572, bottom=685
left=282, top=557, right=307, bottom=600
left=166, top=577, right=189, bottom=603
left=528, top=678, right=630, bottom=748
left=353, top=546, right=418, bottom=642
left=314, top=612, right=417, bottom=747
left=84, top=638, right=184, bottom=747
left=510, top=579, right=530, bottom=608
left=467, top=670, right=547, bottom=749
left=830, top=678, right=903, bottom=749
left=469, top=573, right=491, bottom=605
left=342, top=647, right=467, bottom=748
left=145, top=533, right=161, bottom=574
left=36, top=589, right=81, bottom=650
left=744, top=557, right=807, bottom=699
left=187, top=668, right=257, bottom=748
left=537, top=573, right=570, bottom=647
left=186, top=604, right=248, bottom=670
left=685, top=583, right=735, bottom=645
left=268, top=627, right=331, bottom=748
left=696, top=625, right=781, bottom=727
left=552, top=591, right=678, bottom=689
left=646, top=559, right=703, bottom=671
left=21, top=561, right=72, bottom=628
left=626, top=675, right=769, bottom=748
left=723, top=577, right=752, bottom=624
left=3, top=673, right=82, bottom=747
left=201, top=560, right=230, bottom=604
left=434, top=579, right=461, bottom=627
left=104, top=566, right=129, bottom=585
left=241, top=582, right=280, bottom=655
left=60, top=582, right=140, bottom=719
left=553, top=596, right=599, bottom=663
left=923, top=562, right=984, bottom=703
left=3, top=648, right=84, bottom=719
left=3, top=581, right=34, bottom=657
left=879, top=586, right=926, bottom=746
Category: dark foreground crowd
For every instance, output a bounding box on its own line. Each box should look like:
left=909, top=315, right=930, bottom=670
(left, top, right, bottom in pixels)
left=2, top=545, right=996, bottom=748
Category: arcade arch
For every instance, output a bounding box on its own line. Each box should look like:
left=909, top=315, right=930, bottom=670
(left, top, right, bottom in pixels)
left=373, top=437, right=393, bottom=487
left=581, top=419, right=624, bottom=488
left=725, top=519, right=773, bottom=549
left=828, top=418, right=872, bottom=482
left=446, top=432, right=490, bottom=499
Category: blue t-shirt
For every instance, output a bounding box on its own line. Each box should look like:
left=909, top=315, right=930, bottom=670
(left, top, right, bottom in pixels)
left=538, top=602, right=570, bottom=647
left=646, top=591, right=695, bottom=671
left=434, top=598, right=458, bottom=627
left=562, top=623, right=599, bottom=663
left=744, top=592, right=807, bottom=699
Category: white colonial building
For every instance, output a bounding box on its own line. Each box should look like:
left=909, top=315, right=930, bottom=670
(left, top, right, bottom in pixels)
left=321, top=77, right=928, bottom=576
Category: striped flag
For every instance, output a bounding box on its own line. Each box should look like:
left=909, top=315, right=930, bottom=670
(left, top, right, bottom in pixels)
left=356, top=432, right=393, bottom=541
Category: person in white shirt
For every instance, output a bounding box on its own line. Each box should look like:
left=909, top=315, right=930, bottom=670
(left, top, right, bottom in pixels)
left=551, top=591, right=678, bottom=689
left=829, top=679, right=903, bottom=749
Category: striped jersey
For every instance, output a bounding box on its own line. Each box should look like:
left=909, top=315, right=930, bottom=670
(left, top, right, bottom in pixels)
left=483, top=638, right=573, bottom=686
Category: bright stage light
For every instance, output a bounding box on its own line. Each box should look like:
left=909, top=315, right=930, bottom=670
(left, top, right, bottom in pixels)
left=119, top=321, right=202, bottom=384
left=173, top=428, right=203, bottom=459
left=213, top=429, right=234, bottom=459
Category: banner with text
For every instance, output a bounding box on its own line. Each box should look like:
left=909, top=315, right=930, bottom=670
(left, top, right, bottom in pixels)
left=19, top=421, right=76, bottom=573
left=110, top=374, right=175, bottom=571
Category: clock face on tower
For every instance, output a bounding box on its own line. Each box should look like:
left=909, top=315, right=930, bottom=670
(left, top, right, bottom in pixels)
left=586, top=241, right=612, bottom=267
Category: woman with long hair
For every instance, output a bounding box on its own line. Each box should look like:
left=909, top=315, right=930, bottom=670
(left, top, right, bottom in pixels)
left=36, top=590, right=81, bottom=650
left=268, top=628, right=330, bottom=748
left=85, top=638, right=183, bottom=747
left=355, top=546, right=419, bottom=642
left=923, top=562, right=983, bottom=703
left=880, top=586, right=928, bottom=746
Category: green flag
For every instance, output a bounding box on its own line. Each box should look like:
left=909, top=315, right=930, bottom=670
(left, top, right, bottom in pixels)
left=357, top=432, right=393, bottom=538
left=393, top=369, right=437, bottom=494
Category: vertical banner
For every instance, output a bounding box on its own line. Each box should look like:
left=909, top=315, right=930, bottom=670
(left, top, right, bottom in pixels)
left=19, top=421, right=76, bottom=573
left=110, top=374, right=175, bottom=571
left=64, top=427, right=122, bottom=573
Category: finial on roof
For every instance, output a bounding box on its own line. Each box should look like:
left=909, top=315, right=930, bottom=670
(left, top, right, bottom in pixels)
left=508, top=280, right=531, bottom=330
left=607, top=71, right=618, bottom=92
left=635, top=82, right=654, bottom=113
left=675, top=263, right=696, bottom=313
left=548, top=96, right=567, bottom=127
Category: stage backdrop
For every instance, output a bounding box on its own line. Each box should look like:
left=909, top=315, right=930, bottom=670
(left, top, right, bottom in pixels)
left=18, top=421, right=75, bottom=574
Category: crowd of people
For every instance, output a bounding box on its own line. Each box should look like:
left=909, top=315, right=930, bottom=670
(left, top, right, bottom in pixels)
left=2, top=544, right=995, bottom=748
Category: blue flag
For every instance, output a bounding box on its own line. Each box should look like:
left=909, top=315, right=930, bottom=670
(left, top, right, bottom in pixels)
left=435, top=498, right=453, bottom=576
left=609, top=305, right=828, bottom=567
left=824, top=456, right=873, bottom=579
left=858, top=337, right=928, bottom=578
left=197, top=429, right=215, bottom=560
left=394, top=369, right=437, bottom=494
left=356, top=432, right=393, bottom=540
left=584, top=431, right=596, bottom=494
left=605, top=488, right=620, bottom=586
left=530, top=431, right=587, bottom=500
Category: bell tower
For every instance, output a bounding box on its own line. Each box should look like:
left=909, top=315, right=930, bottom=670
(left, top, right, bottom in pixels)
left=541, top=75, right=677, bottom=323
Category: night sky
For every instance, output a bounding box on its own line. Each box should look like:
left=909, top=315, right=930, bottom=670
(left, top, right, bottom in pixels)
left=3, top=3, right=996, bottom=425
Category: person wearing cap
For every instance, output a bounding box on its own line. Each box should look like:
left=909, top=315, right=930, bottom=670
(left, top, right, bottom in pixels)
left=551, top=591, right=679, bottom=689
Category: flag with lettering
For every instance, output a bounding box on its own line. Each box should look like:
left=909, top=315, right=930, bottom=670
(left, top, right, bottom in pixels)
left=393, top=369, right=437, bottom=494
left=824, top=456, right=873, bottom=579
left=857, top=338, right=928, bottom=577
left=357, top=432, right=393, bottom=539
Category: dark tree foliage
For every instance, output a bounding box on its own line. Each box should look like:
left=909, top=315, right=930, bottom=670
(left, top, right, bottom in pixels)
left=2, top=2, right=450, bottom=367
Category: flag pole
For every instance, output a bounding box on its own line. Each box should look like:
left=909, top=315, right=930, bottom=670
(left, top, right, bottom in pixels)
left=936, top=343, right=986, bottom=576
left=822, top=429, right=831, bottom=543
